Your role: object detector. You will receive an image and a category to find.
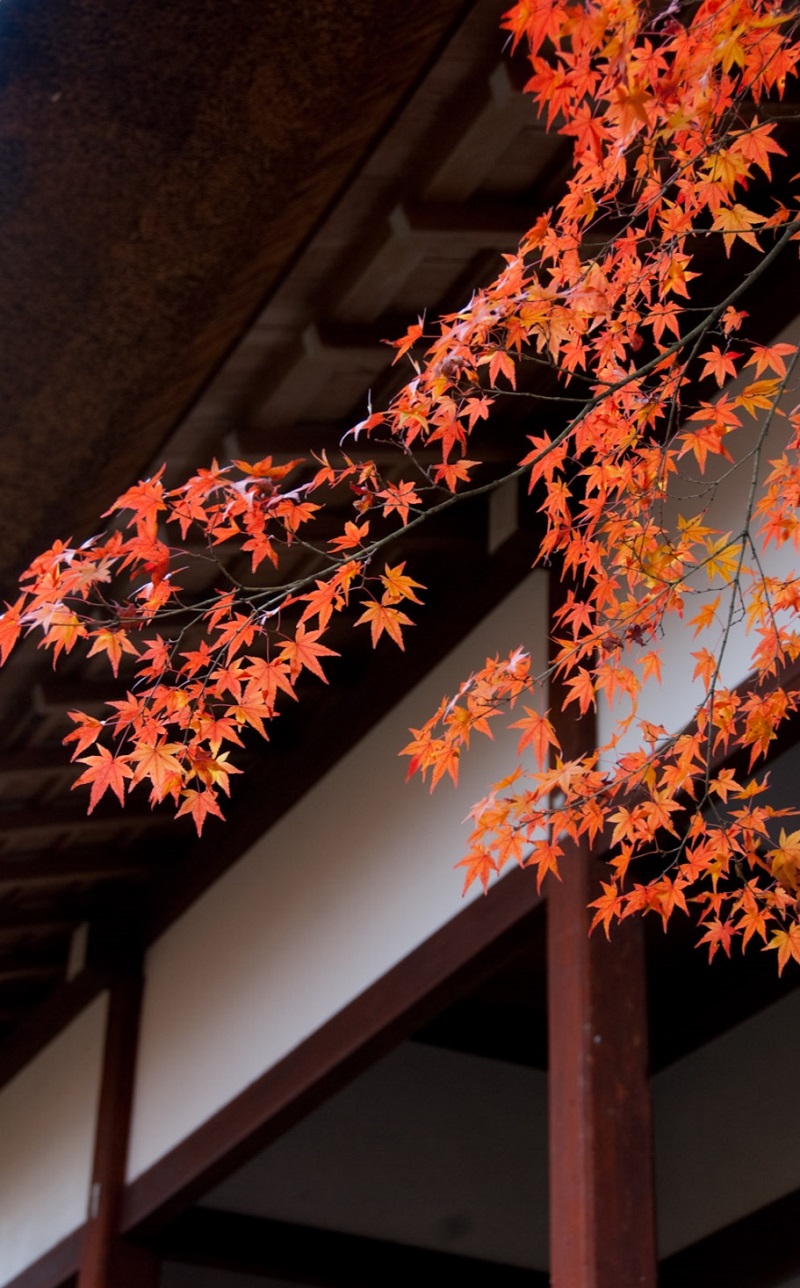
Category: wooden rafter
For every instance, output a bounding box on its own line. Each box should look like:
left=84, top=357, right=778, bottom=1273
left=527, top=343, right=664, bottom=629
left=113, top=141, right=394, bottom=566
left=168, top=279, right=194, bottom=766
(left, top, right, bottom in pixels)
left=0, top=853, right=152, bottom=893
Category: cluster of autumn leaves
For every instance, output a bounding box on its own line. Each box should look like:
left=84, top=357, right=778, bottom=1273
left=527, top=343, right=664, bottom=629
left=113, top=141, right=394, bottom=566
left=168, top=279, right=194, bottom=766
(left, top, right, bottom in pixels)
left=4, top=0, right=800, bottom=966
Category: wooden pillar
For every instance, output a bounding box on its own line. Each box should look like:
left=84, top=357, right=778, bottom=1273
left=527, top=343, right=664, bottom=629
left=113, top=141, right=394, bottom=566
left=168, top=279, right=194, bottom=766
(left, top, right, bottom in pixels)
left=547, top=573, right=657, bottom=1288
left=78, top=971, right=157, bottom=1288
left=547, top=850, right=656, bottom=1287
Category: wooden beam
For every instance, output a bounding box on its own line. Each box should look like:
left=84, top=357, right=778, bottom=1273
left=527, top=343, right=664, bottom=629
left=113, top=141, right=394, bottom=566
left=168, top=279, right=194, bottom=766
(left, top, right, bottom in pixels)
left=0, top=803, right=169, bottom=836
left=33, top=681, right=128, bottom=718
left=403, top=197, right=536, bottom=239
left=547, top=575, right=657, bottom=1288
left=0, top=914, right=75, bottom=945
left=0, top=746, right=79, bottom=777
left=252, top=320, right=391, bottom=427
left=78, top=972, right=145, bottom=1288
left=154, top=1206, right=545, bottom=1287
left=336, top=197, right=534, bottom=321
left=0, top=964, right=62, bottom=984
left=234, top=419, right=524, bottom=464
left=0, top=854, right=149, bottom=893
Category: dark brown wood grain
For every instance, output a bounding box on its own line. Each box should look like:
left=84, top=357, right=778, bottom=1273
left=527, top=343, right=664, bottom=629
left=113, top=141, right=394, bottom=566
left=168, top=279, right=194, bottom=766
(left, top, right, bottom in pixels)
left=77, top=973, right=144, bottom=1288
left=0, top=0, right=472, bottom=596
left=547, top=574, right=657, bottom=1288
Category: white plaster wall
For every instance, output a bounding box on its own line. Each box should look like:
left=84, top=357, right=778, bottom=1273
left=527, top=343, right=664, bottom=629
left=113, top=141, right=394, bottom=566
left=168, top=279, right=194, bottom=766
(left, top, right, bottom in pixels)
left=0, top=993, right=107, bottom=1287
left=654, top=985, right=800, bottom=1256
left=128, top=573, right=548, bottom=1181
left=598, top=315, right=800, bottom=756
left=206, top=1042, right=549, bottom=1270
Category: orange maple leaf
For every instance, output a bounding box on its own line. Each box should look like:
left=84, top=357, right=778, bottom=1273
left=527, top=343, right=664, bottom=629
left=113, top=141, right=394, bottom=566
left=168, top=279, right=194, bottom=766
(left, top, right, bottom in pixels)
left=766, top=923, right=800, bottom=975
left=129, top=739, right=185, bottom=802
left=329, top=521, right=370, bottom=552
left=380, top=563, right=425, bottom=605
left=746, top=341, right=796, bottom=377
left=377, top=481, right=421, bottom=526
left=0, top=597, right=25, bottom=665
left=86, top=628, right=140, bottom=678
left=278, top=625, right=339, bottom=683
left=698, top=345, right=741, bottom=385
left=589, top=881, right=625, bottom=938
left=176, top=787, right=226, bottom=836
left=711, top=203, right=764, bottom=255
left=106, top=468, right=166, bottom=534
left=561, top=667, right=596, bottom=714
left=232, top=455, right=304, bottom=481
left=64, top=711, right=106, bottom=759
left=356, top=601, right=413, bottom=649
left=511, top=707, right=560, bottom=769
left=74, top=745, right=132, bottom=812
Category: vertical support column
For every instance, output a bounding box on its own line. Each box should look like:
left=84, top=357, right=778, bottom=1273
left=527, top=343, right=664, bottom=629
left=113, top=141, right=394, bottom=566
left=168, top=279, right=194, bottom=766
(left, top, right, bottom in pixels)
left=547, top=574, right=657, bottom=1288
left=78, top=970, right=157, bottom=1288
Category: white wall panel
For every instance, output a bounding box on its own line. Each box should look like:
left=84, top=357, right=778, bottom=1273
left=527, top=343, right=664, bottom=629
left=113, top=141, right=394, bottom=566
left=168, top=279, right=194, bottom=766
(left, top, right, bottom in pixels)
left=654, top=985, right=800, bottom=1256
left=0, top=993, right=107, bottom=1286
left=128, top=573, right=548, bottom=1181
left=206, top=1042, right=549, bottom=1271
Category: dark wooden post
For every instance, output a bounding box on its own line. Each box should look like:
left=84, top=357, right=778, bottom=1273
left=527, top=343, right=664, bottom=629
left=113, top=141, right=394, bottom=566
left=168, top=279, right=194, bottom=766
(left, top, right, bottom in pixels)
left=548, top=850, right=656, bottom=1287
left=77, top=971, right=158, bottom=1288
left=547, top=573, right=657, bottom=1288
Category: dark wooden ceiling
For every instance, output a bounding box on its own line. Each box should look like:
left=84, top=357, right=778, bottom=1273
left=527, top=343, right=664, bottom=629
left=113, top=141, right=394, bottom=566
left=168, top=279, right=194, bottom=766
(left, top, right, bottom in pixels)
left=0, top=0, right=470, bottom=592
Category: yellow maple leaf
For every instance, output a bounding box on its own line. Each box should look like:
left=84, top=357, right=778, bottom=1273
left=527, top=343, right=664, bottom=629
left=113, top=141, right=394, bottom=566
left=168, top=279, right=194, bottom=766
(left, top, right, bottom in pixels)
left=711, top=203, right=764, bottom=255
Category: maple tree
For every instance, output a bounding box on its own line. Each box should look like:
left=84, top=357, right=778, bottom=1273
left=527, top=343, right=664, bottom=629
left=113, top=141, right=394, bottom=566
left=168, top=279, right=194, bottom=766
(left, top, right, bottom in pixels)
left=4, top=0, right=800, bottom=967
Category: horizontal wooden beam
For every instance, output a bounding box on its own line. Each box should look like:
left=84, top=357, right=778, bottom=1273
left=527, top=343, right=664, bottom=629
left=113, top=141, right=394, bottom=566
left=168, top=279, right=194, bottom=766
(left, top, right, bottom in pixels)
left=402, top=197, right=535, bottom=239
left=0, top=853, right=150, bottom=892
left=0, top=802, right=176, bottom=837
left=0, top=746, right=79, bottom=778
left=0, top=964, right=62, bottom=985
left=336, top=197, right=536, bottom=321
left=234, top=419, right=524, bottom=465
left=34, top=681, right=129, bottom=718
left=154, top=1206, right=545, bottom=1287
left=0, top=914, right=75, bottom=944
